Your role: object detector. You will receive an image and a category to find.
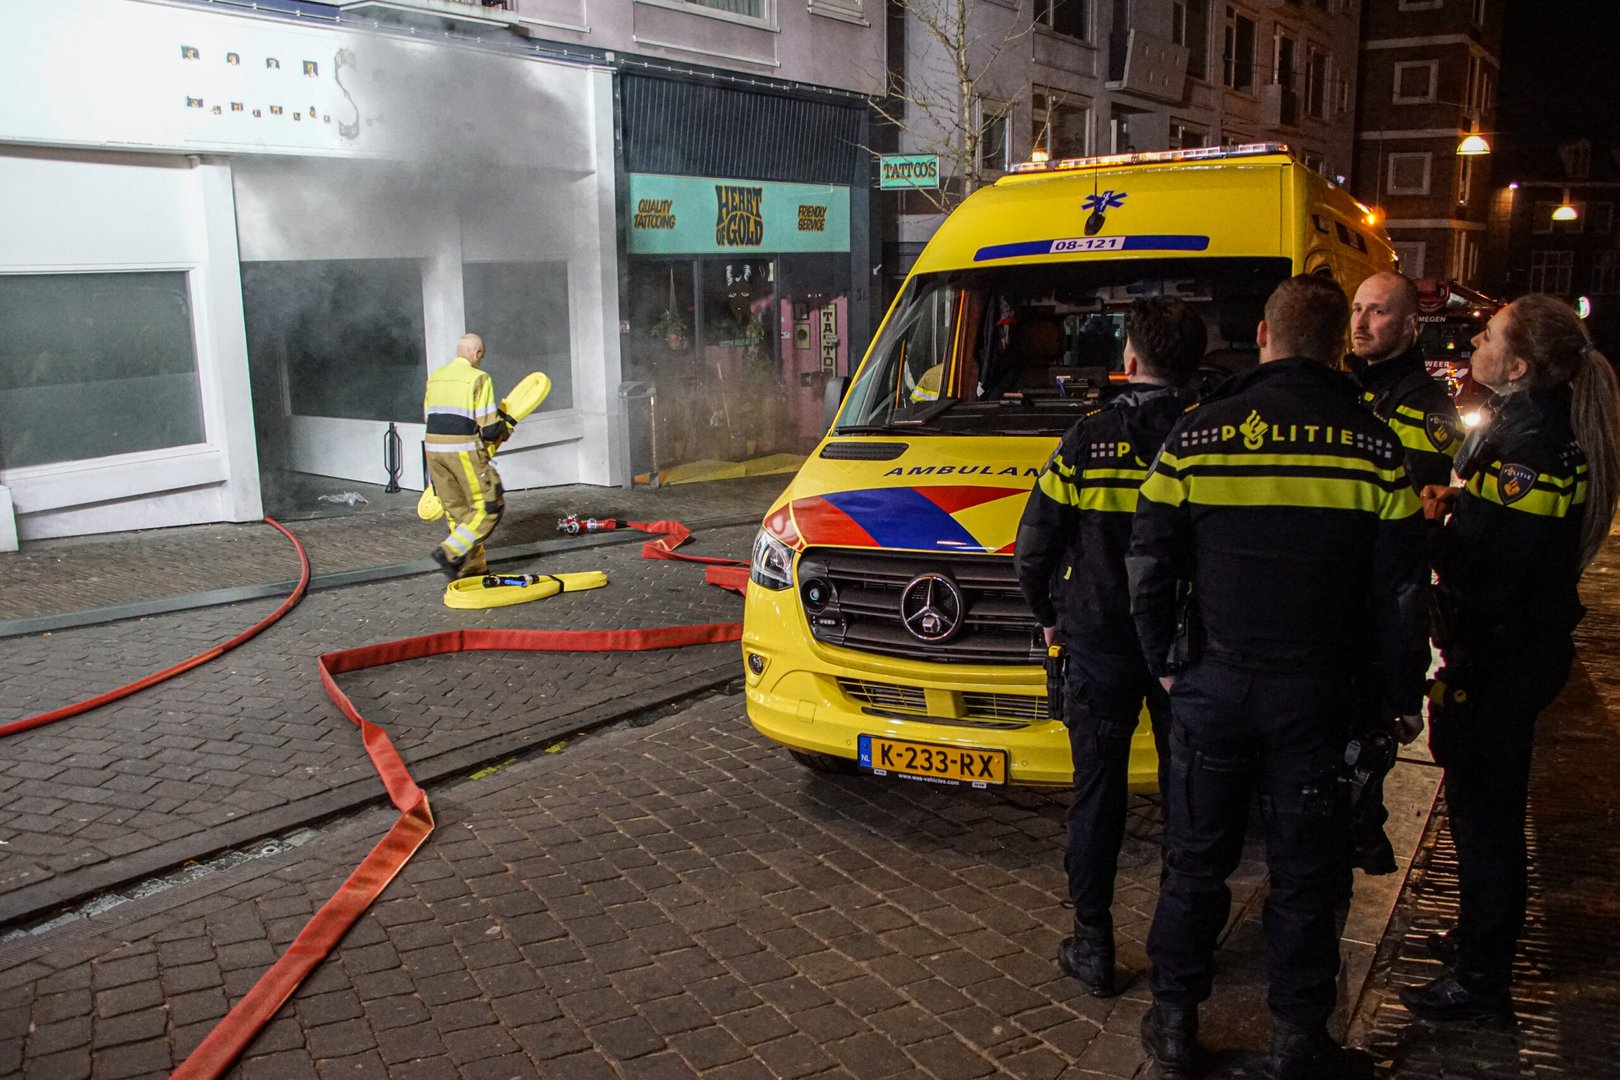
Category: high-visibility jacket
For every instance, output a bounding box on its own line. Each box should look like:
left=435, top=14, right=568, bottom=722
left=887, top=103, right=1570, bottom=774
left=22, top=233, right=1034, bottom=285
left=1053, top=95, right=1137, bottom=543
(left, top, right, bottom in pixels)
left=1354, top=345, right=1463, bottom=490
left=1437, top=386, right=1588, bottom=643
left=1015, top=383, right=1188, bottom=652
left=423, top=356, right=507, bottom=455
left=1127, top=359, right=1429, bottom=713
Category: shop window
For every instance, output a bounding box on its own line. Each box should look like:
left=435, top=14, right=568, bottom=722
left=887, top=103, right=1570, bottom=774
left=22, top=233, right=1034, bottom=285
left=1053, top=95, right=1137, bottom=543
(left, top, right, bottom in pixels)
left=1036, top=0, right=1091, bottom=41
left=1223, top=7, right=1256, bottom=94
left=1529, top=251, right=1573, bottom=295
left=463, top=262, right=572, bottom=414
left=242, top=259, right=425, bottom=423
left=0, top=271, right=204, bottom=469
left=1033, top=90, right=1091, bottom=160
left=1387, top=152, right=1432, bottom=195
left=1172, top=0, right=1209, bottom=81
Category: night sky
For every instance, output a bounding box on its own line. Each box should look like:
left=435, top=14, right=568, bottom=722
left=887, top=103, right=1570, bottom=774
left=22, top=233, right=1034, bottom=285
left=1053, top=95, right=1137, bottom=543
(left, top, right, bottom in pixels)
left=1498, top=1, right=1620, bottom=160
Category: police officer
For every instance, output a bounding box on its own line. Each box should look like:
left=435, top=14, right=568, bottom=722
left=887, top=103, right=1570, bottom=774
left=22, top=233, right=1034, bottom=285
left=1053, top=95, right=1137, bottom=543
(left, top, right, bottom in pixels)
left=424, top=333, right=513, bottom=579
left=1401, top=295, right=1620, bottom=1022
left=1129, top=276, right=1429, bottom=1080
left=1350, top=272, right=1462, bottom=490
left=1014, top=297, right=1206, bottom=997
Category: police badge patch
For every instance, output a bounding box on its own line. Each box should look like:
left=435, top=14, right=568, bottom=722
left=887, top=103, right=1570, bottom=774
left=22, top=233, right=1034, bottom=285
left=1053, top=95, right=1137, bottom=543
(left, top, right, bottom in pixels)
left=1497, top=463, right=1537, bottom=505
left=1425, top=413, right=1455, bottom=449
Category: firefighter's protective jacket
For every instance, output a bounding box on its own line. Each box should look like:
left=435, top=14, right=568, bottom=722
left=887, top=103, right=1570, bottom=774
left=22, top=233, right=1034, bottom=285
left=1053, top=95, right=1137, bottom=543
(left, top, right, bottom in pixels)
left=423, top=356, right=509, bottom=455
left=1437, top=387, right=1587, bottom=641
left=1015, top=384, right=1188, bottom=653
left=1354, top=345, right=1462, bottom=490
left=1127, top=359, right=1429, bottom=713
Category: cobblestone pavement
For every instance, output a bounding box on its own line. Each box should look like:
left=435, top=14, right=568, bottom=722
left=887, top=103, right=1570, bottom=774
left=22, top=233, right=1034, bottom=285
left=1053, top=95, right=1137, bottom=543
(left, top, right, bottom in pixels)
left=0, top=518, right=756, bottom=926
left=0, top=475, right=787, bottom=621
left=1349, top=550, right=1620, bottom=1078
left=0, top=692, right=1261, bottom=1080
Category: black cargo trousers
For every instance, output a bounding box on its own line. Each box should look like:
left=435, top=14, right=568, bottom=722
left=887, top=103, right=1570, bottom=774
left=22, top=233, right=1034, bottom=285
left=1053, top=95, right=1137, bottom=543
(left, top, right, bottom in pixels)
left=1147, top=657, right=1355, bottom=1030
left=1062, top=645, right=1172, bottom=928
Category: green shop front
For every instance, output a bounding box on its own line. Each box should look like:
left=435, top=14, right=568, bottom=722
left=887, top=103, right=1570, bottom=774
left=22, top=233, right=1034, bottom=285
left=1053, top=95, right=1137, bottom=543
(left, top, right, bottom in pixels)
left=623, top=172, right=853, bottom=476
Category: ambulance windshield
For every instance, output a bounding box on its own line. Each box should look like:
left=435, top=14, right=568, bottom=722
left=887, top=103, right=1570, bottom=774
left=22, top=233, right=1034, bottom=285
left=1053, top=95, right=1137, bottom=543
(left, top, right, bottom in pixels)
left=837, top=257, right=1292, bottom=436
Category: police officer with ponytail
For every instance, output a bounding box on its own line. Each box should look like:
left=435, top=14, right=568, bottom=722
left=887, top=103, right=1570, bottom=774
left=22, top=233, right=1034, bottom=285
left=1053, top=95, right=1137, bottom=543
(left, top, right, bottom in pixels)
left=1401, top=295, right=1620, bottom=1022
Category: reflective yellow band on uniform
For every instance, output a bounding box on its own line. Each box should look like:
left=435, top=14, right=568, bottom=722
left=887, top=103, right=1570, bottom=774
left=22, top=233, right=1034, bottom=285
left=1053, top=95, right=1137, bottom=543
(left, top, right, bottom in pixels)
left=425, top=440, right=484, bottom=453
left=1467, top=462, right=1588, bottom=517
left=1082, top=466, right=1150, bottom=483
left=1037, top=468, right=1078, bottom=506
left=1390, top=404, right=1461, bottom=458
left=1170, top=450, right=1409, bottom=486
left=1076, top=485, right=1143, bottom=514
left=1184, top=473, right=1421, bottom=519
left=1140, top=468, right=1189, bottom=507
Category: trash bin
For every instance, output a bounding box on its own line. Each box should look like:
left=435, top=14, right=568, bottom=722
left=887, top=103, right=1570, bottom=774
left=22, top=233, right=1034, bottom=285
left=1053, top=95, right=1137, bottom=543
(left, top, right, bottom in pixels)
left=617, top=381, right=658, bottom=489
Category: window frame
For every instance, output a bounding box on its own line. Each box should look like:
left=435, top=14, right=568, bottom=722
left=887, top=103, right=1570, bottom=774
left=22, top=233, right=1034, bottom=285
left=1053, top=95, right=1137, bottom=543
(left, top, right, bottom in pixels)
left=1392, top=60, right=1439, bottom=103
left=1528, top=249, right=1574, bottom=295
left=1222, top=5, right=1257, bottom=94
left=1387, top=151, right=1433, bottom=195
left=1593, top=251, right=1620, bottom=296
left=1035, top=0, right=1093, bottom=42
left=1172, top=0, right=1210, bottom=81
left=635, top=0, right=775, bottom=31
left=1032, top=89, right=1093, bottom=161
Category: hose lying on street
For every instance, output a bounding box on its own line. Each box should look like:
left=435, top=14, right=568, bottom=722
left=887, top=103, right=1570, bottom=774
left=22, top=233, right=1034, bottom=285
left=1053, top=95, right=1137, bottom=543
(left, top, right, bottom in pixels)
left=170, top=621, right=744, bottom=1080
left=0, top=517, right=311, bottom=740
left=442, top=570, right=609, bottom=608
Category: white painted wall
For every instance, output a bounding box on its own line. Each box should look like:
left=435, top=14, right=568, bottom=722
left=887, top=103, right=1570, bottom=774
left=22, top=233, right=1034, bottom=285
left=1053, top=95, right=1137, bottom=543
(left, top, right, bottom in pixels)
left=0, top=0, right=623, bottom=540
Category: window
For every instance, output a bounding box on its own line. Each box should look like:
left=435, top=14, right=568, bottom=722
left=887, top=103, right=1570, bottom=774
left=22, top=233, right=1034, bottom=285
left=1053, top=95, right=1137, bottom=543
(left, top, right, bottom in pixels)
left=1592, top=203, right=1614, bottom=235
left=1398, top=0, right=1442, bottom=9
left=1387, top=152, right=1432, bottom=195
left=463, top=262, right=573, bottom=414
left=242, top=260, right=426, bottom=423
left=979, top=100, right=1011, bottom=174
left=1172, top=0, right=1209, bottom=81
left=1033, top=90, right=1091, bottom=160
left=1274, top=30, right=1296, bottom=90
left=1593, top=252, right=1620, bottom=295
left=1529, top=250, right=1573, bottom=295
left=1223, top=7, right=1256, bottom=92
left=1457, top=154, right=1474, bottom=206
left=680, top=0, right=766, bottom=16
left=1036, top=0, right=1091, bottom=40
left=1305, top=46, right=1328, bottom=118
left=1301, top=150, right=1326, bottom=174
left=1472, top=0, right=1486, bottom=25
left=1393, top=60, right=1438, bottom=103
left=1392, top=240, right=1427, bottom=278
left=1220, top=129, right=1253, bottom=149
left=0, top=271, right=204, bottom=469
left=1561, top=141, right=1592, bottom=180
left=1168, top=118, right=1207, bottom=149
left=808, top=0, right=863, bottom=20
left=1538, top=200, right=1588, bottom=234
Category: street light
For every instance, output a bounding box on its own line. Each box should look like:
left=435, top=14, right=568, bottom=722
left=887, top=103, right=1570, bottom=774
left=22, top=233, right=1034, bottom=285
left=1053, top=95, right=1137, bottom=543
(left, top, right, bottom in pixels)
left=1553, top=196, right=1579, bottom=222
left=1457, top=132, right=1491, bottom=156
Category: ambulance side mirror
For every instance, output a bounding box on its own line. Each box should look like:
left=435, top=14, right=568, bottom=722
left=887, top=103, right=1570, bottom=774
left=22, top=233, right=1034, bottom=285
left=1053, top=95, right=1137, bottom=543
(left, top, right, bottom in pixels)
left=822, top=376, right=850, bottom=434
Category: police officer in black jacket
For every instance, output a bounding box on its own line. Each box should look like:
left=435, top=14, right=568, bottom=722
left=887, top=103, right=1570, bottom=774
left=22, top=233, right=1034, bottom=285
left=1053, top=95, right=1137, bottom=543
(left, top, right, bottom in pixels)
left=1400, top=295, right=1620, bottom=1023
left=1128, top=276, right=1430, bottom=1080
left=1350, top=272, right=1462, bottom=491
left=1014, top=297, right=1206, bottom=998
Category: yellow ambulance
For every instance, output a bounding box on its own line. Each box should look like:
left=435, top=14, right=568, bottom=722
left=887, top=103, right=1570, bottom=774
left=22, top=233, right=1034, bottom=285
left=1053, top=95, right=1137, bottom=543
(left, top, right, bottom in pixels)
left=741, top=144, right=1396, bottom=790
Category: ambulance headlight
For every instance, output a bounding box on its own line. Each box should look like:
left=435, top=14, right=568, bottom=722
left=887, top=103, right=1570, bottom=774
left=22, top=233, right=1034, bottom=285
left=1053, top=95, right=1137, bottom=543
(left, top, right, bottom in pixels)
left=750, top=529, right=794, bottom=590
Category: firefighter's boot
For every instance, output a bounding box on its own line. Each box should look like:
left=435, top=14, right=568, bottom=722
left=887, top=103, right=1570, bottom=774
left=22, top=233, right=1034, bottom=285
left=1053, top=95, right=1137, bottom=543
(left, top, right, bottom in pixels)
left=1140, top=1003, right=1200, bottom=1080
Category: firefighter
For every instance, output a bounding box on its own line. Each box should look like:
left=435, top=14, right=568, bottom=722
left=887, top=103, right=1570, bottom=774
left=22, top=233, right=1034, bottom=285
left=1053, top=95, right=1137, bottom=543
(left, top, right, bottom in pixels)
left=1400, top=295, right=1620, bottom=1022
left=1128, top=276, right=1429, bottom=1080
left=1014, top=297, right=1206, bottom=998
left=1350, top=272, right=1463, bottom=491
left=424, top=333, right=512, bottom=579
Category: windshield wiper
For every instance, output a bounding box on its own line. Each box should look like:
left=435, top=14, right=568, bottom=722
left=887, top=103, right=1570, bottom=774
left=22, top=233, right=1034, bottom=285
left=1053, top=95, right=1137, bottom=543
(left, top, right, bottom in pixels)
left=892, top=397, right=959, bottom=425
left=835, top=397, right=961, bottom=436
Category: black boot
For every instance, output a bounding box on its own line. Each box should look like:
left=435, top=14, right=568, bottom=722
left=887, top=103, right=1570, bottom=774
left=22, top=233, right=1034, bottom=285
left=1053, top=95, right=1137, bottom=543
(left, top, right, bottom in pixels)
left=1399, top=973, right=1513, bottom=1023
left=1140, top=1003, right=1200, bottom=1080
left=1422, top=928, right=1458, bottom=963
left=432, top=548, right=464, bottom=581
left=1262, top=1025, right=1373, bottom=1080
left=1057, top=922, right=1116, bottom=997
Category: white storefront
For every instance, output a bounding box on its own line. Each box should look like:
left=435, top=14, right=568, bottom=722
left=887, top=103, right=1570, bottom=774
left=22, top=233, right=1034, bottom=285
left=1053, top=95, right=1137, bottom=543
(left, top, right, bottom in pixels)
left=0, top=0, right=621, bottom=547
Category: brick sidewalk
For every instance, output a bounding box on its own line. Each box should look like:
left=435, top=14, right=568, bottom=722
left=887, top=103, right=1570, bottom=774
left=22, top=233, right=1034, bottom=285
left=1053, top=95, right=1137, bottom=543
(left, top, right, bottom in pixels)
left=0, top=692, right=1269, bottom=1080
left=0, top=476, right=786, bottom=622
left=0, top=522, right=755, bottom=927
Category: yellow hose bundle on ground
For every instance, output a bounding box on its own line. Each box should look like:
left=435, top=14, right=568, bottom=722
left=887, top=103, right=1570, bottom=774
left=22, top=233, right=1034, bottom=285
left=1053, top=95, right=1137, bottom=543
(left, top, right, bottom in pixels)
left=442, top=570, right=607, bottom=609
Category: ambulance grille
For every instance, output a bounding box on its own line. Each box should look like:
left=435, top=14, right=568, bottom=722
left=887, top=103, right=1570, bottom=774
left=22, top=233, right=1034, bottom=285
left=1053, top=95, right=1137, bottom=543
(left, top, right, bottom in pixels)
left=799, top=548, right=1043, bottom=665
left=837, top=679, right=927, bottom=714
left=961, top=693, right=1049, bottom=722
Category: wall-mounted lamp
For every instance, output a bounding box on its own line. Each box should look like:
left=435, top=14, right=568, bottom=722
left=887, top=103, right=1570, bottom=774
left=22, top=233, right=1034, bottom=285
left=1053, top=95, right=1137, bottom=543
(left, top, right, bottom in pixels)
left=1553, top=190, right=1579, bottom=221
left=1457, top=133, right=1491, bottom=156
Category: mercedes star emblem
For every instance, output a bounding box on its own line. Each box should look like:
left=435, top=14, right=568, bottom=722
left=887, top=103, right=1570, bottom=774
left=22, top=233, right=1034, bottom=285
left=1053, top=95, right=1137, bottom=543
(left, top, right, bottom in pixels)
left=899, top=573, right=964, bottom=643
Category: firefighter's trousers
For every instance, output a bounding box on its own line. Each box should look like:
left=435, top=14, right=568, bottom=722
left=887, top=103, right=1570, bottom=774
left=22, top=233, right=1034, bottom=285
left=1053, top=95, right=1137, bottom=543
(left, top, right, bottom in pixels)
left=428, top=449, right=504, bottom=576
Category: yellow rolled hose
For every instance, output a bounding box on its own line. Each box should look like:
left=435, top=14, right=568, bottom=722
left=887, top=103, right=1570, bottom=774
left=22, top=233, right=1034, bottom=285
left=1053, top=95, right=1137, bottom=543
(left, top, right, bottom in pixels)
left=442, top=569, right=607, bottom=609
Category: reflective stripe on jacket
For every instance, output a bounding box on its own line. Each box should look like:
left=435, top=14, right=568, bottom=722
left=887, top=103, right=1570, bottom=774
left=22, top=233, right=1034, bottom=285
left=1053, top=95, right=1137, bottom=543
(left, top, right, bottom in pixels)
left=424, top=356, right=504, bottom=453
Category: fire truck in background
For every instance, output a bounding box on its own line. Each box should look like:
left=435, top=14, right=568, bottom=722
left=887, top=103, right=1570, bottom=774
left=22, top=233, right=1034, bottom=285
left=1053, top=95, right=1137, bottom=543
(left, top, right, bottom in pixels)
left=1414, top=277, right=1500, bottom=420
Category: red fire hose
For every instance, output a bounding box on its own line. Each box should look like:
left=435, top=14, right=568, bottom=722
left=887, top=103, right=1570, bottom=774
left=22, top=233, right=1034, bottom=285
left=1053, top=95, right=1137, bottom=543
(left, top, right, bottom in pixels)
left=0, top=518, right=311, bottom=739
